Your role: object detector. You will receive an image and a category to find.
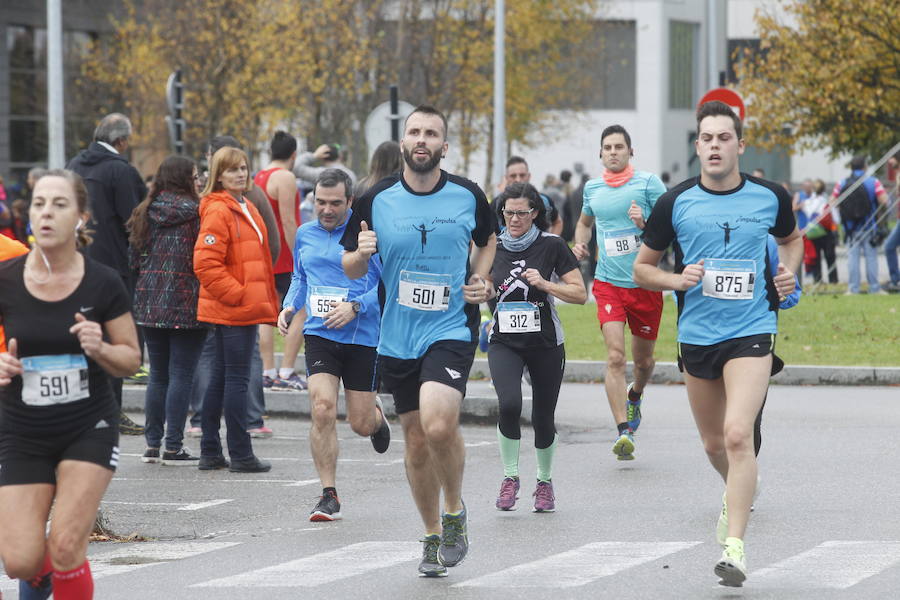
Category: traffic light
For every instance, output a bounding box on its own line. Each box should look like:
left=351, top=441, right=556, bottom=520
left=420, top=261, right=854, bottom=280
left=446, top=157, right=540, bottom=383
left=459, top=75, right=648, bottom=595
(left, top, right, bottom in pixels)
left=165, top=69, right=185, bottom=154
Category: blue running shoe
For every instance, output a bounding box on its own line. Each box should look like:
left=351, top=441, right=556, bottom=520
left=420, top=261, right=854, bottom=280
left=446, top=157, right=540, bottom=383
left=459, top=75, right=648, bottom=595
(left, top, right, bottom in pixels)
left=478, top=317, right=492, bottom=353
left=626, top=382, right=643, bottom=431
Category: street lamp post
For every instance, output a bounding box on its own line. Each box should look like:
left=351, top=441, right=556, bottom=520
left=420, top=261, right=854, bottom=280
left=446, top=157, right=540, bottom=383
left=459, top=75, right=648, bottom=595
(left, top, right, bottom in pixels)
left=47, top=0, right=65, bottom=168
left=492, top=0, right=506, bottom=189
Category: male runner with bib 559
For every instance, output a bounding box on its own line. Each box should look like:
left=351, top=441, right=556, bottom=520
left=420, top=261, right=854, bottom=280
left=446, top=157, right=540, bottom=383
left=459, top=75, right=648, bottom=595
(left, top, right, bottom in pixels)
left=573, top=125, right=666, bottom=460
left=634, top=100, right=802, bottom=587
left=278, top=168, right=389, bottom=522
left=341, top=106, right=498, bottom=578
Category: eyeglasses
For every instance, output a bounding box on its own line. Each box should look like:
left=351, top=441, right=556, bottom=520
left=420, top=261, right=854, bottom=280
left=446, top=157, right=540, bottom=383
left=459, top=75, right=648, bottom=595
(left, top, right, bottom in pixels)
left=502, top=208, right=534, bottom=218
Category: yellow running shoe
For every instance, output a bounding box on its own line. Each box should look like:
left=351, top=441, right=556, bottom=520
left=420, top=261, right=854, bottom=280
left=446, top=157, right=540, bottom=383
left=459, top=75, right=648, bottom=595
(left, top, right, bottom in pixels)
left=716, top=491, right=728, bottom=546
left=715, top=537, right=747, bottom=587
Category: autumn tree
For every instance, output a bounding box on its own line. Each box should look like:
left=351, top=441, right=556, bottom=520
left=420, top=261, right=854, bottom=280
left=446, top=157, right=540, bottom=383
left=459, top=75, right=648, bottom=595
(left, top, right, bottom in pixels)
left=735, top=0, right=899, bottom=159
left=80, top=0, right=602, bottom=181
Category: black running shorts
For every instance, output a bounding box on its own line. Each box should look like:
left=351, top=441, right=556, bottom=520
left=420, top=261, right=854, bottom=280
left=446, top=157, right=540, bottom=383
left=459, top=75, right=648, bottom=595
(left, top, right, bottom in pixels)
left=0, top=417, right=120, bottom=485
left=678, top=333, right=784, bottom=380
left=378, top=340, right=477, bottom=415
left=304, top=335, right=378, bottom=392
left=274, top=272, right=292, bottom=302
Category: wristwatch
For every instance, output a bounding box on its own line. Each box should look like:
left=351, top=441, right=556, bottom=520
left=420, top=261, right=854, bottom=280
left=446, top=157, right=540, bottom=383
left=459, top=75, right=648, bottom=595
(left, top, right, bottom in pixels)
left=350, top=301, right=361, bottom=313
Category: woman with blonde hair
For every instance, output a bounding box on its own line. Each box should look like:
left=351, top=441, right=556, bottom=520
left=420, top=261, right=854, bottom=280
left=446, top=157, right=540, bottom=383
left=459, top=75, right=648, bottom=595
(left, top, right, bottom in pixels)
left=0, top=169, right=141, bottom=598
left=193, top=147, right=278, bottom=473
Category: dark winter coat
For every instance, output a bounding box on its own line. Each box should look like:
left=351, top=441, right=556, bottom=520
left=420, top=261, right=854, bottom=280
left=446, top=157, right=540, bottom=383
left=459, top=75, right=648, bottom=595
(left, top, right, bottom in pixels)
left=67, top=142, right=147, bottom=277
left=130, top=191, right=206, bottom=329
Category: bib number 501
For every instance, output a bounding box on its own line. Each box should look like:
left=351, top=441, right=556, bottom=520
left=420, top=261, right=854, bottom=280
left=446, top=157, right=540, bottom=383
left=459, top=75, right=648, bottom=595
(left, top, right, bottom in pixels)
left=412, top=287, right=435, bottom=306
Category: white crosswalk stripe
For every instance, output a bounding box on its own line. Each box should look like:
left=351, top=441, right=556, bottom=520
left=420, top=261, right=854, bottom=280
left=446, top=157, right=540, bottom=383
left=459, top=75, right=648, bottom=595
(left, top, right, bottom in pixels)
left=454, top=541, right=701, bottom=588
left=0, top=541, right=239, bottom=591
left=192, top=541, right=421, bottom=588
left=751, top=541, right=900, bottom=589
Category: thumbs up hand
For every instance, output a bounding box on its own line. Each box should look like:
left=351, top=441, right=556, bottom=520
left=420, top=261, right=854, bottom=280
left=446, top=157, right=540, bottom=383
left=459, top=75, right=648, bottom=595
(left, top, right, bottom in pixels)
left=628, top=199, right=645, bottom=229
left=773, top=262, right=796, bottom=300
left=0, top=338, right=23, bottom=386
left=70, top=312, right=103, bottom=358
left=358, top=220, right=378, bottom=258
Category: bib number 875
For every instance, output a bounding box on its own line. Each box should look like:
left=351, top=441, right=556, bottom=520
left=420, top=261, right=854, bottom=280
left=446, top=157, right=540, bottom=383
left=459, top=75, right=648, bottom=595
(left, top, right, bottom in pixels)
left=40, top=375, right=69, bottom=398
left=714, top=275, right=742, bottom=293
left=412, top=287, right=435, bottom=305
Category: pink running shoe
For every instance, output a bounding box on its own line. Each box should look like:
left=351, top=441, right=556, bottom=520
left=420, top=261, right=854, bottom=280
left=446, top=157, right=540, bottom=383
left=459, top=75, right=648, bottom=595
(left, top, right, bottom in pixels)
left=495, top=477, right=520, bottom=511
left=533, top=480, right=556, bottom=513
left=247, top=426, right=274, bottom=438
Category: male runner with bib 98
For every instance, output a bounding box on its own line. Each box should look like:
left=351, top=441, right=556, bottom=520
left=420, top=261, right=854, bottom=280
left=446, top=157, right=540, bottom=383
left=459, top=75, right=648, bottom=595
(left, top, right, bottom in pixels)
left=634, top=101, right=802, bottom=587
left=341, top=106, right=498, bottom=578
left=0, top=170, right=141, bottom=599
left=573, top=125, right=666, bottom=460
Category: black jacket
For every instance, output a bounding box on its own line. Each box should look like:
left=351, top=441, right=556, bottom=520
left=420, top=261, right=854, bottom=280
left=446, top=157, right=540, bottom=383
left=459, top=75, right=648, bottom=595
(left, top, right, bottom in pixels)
left=67, top=142, right=147, bottom=277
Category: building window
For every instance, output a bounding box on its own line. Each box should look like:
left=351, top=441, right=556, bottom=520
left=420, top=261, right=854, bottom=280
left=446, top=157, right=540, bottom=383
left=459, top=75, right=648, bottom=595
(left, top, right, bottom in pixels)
left=552, top=20, right=637, bottom=110
left=669, top=21, right=698, bottom=109
left=7, top=25, right=98, bottom=169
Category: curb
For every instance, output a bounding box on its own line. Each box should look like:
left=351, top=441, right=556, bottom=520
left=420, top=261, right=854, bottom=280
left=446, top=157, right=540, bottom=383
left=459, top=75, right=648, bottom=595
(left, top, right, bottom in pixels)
left=274, top=355, right=900, bottom=386
left=122, top=386, right=509, bottom=425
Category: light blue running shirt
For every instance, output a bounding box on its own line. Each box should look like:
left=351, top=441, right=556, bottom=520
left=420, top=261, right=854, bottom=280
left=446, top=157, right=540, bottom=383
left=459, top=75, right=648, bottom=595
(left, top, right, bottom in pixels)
left=642, top=174, right=796, bottom=346
left=582, top=171, right=666, bottom=288
left=340, top=171, right=497, bottom=359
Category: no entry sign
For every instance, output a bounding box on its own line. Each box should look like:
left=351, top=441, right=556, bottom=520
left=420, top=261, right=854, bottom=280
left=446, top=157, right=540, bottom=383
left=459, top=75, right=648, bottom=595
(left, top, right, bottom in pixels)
left=698, top=88, right=746, bottom=121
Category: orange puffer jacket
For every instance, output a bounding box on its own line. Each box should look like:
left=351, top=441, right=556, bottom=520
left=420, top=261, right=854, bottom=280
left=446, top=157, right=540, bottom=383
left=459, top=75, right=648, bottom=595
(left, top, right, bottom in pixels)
left=194, top=191, right=278, bottom=326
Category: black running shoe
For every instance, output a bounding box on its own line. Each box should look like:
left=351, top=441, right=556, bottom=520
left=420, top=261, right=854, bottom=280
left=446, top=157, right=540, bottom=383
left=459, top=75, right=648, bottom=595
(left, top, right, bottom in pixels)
left=438, top=502, right=469, bottom=567
left=370, top=397, right=391, bottom=454
left=119, top=411, right=144, bottom=436
left=418, top=534, right=447, bottom=577
left=198, top=455, right=229, bottom=470
left=162, top=447, right=199, bottom=466
left=229, top=456, right=272, bottom=473
left=141, top=448, right=160, bottom=464
left=309, top=490, right=342, bottom=522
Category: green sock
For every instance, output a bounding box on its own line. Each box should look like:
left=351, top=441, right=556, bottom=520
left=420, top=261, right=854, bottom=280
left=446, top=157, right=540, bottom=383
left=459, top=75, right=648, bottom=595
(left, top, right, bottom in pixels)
left=535, top=434, right=559, bottom=483
left=497, top=426, right=520, bottom=478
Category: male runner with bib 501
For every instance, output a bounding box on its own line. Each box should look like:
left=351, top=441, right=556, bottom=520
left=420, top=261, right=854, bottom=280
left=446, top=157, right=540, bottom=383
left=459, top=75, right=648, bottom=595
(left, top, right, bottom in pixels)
left=341, top=106, right=498, bottom=578
left=573, top=125, right=667, bottom=460
left=278, top=168, right=389, bottom=522
left=633, top=100, right=802, bottom=587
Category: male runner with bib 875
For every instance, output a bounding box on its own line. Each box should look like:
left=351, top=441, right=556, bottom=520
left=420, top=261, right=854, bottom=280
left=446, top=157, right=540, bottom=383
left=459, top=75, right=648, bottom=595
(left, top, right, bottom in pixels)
left=634, top=101, right=802, bottom=587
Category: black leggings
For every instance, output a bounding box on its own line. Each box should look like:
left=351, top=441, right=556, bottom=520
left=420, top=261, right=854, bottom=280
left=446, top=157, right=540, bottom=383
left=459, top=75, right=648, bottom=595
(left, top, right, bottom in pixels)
left=754, top=392, right=767, bottom=457
left=488, top=342, right=565, bottom=449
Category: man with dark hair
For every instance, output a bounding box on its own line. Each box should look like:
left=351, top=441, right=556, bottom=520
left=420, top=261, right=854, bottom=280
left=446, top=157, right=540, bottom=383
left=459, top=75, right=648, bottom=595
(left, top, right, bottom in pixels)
left=498, top=156, right=563, bottom=235
left=634, top=99, right=803, bottom=586
left=67, top=112, right=148, bottom=435
left=341, top=105, right=498, bottom=577
left=278, top=168, right=389, bottom=522
left=254, top=131, right=307, bottom=393
left=831, top=154, right=889, bottom=294
left=573, top=124, right=666, bottom=461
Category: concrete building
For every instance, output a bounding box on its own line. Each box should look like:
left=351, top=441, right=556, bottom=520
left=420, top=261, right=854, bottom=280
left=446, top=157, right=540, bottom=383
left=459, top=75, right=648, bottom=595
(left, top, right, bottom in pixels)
left=0, top=2, right=133, bottom=189
left=449, top=0, right=849, bottom=192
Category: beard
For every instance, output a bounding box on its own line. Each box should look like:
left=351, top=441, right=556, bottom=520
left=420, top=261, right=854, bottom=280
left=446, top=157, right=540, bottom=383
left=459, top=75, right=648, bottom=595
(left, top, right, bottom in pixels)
left=402, top=145, right=442, bottom=173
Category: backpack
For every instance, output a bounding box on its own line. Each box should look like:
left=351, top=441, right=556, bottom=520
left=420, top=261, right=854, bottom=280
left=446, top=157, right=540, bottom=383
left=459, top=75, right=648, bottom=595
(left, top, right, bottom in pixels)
left=837, top=174, right=873, bottom=222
